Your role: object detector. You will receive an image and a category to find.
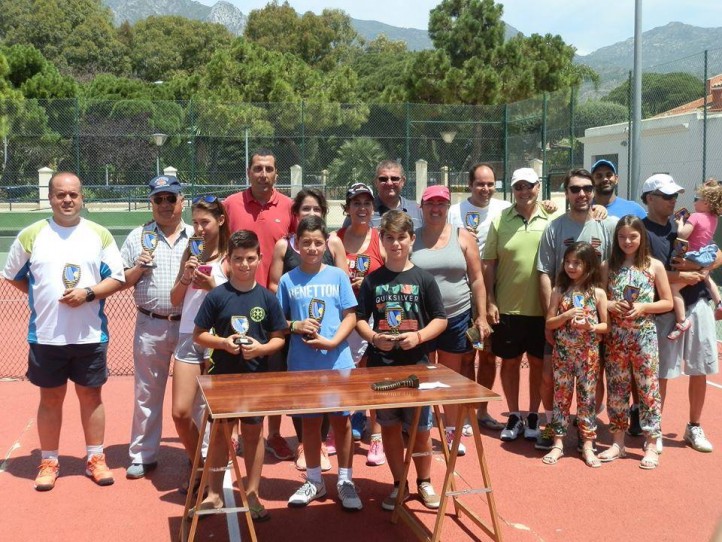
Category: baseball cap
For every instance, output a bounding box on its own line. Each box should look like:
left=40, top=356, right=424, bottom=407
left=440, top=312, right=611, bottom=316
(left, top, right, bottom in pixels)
left=510, top=168, right=540, bottom=186
left=641, top=173, right=685, bottom=196
left=421, top=185, right=450, bottom=202
left=346, top=182, right=374, bottom=203
left=148, top=175, right=182, bottom=196
left=591, top=159, right=617, bottom=174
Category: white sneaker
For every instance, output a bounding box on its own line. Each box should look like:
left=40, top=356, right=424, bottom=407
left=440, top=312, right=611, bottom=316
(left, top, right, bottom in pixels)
left=684, top=424, right=713, bottom=453
left=288, top=479, right=326, bottom=507
left=462, top=423, right=473, bottom=437
left=445, top=429, right=466, bottom=456
left=500, top=414, right=524, bottom=441
left=656, top=436, right=663, bottom=455
left=337, top=480, right=362, bottom=511
left=524, top=413, right=540, bottom=440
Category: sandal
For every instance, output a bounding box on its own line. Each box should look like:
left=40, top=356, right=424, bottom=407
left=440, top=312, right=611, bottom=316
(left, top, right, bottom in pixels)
left=667, top=319, right=691, bottom=341
left=582, top=447, right=601, bottom=468
left=640, top=444, right=659, bottom=470
left=249, top=501, right=271, bottom=523
left=542, top=445, right=564, bottom=465
left=597, top=443, right=626, bottom=463
left=477, top=415, right=504, bottom=431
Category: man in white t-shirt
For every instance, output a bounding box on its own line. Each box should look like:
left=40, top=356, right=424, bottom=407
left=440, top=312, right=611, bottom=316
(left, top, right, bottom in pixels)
left=448, top=163, right=511, bottom=431
left=3, top=172, right=125, bottom=491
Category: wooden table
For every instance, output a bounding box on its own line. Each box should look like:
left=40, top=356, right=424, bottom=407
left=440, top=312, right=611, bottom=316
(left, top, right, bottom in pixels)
left=179, top=364, right=503, bottom=542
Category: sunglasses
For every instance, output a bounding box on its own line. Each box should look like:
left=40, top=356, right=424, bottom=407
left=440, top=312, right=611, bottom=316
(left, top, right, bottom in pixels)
left=652, top=191, right=678, bottom=201
left=152, top=194, right=178, bottom=205
left=192, top=195, right=218, bottom=204
left=512, top=182, right=537, bottom=191
left=568, top=185, right=594, bottom=194
left=378, top=176, right=401, bottom=183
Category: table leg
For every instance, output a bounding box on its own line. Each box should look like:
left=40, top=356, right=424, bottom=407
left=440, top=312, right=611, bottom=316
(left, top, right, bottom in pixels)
left=221, top=420, right=257, bottom=542
left=391, top=405, right=422, bottom=525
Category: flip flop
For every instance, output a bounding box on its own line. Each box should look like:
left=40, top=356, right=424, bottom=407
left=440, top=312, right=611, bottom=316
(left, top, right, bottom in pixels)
left=249, top=501, right=271, bottom=523
left=477, top=415, right=504, bottom=431
left=542, top=446, right=564, bottom=465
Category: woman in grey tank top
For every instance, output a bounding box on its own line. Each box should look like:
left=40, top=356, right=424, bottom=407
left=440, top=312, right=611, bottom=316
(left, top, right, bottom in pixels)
left=411, top=185, right=491, bottom=455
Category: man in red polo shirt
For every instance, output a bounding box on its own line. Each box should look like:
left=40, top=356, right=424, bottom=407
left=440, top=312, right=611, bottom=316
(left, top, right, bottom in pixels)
left=224, top=149, right=296, bottom=288
left=224, top=148, right=296, bottom=461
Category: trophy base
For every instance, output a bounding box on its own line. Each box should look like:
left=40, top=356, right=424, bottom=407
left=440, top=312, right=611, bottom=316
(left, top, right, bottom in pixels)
left=234, top=337, right=252, bottom=346
left=140, top=262, right=157, bottom=268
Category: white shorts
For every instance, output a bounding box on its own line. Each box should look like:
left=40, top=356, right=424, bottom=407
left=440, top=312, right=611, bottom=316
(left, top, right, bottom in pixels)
left=174, top=333, right=210, bottom=365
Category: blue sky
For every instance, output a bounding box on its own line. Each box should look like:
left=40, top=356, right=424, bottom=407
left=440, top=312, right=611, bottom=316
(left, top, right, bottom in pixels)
left=209, top=1, right=722, bottom=55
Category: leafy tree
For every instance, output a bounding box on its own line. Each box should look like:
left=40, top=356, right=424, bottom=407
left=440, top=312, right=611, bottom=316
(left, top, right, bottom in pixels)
left=244, top=1, right=363, bottom=71
left=129, top=16, right=233, bottom=82
left=327, top=138, right=386, bottom=188
left=350, top=36, right=414, bottom=102
left=1, top=44, right=77, bottom=99
left=603, top=72, right=703, bottom=118
left=406, top=0, right=593, bottom=106
left=574, top=100, right=628, bottom=136
left=0, top=0, right=130, bottom=78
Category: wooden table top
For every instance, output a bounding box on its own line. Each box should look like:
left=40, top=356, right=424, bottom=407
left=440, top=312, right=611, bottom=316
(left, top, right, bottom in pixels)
left=198, top=364, right=500, bottom=419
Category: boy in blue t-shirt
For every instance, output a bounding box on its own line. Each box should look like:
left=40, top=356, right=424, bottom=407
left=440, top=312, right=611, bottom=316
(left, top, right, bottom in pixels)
left=356, top=210, right=448, bottom=512
left=193, top=230, right=287, bottom=521
left=276, top=216, right=360, bottom=511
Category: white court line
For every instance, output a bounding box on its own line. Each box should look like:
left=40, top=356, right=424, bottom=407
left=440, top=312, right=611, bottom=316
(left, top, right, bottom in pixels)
left=708, top=381, right=722, bottom=390
left=223, top=468, right=242, bottom=541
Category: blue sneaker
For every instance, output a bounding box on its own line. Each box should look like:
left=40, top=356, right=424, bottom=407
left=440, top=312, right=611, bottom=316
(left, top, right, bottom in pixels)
left=351, top=411, right=367, bottom=441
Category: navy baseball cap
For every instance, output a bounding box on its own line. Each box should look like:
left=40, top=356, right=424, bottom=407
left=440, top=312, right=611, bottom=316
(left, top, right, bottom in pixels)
left=148, top=175, right=182, bottom=196
left=591, top=159, right=617, bottom=175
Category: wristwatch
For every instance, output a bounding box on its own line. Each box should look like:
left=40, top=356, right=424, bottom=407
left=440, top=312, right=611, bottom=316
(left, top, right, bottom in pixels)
left=85, top=287, right=96, bottom=302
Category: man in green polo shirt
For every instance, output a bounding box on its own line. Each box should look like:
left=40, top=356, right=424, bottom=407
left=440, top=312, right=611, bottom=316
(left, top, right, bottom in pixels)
left=483, top=168, right=558, bottom=443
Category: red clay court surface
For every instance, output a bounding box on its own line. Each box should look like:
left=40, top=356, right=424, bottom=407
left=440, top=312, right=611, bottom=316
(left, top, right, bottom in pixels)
left=2, top=361, right=722, bottom=542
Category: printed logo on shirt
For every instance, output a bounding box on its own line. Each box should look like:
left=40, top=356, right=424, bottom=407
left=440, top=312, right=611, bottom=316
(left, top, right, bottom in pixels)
left=250, top=307, right=266, bottom=322
left=373, top=283, right=420, bottom=313
left=564, top=236, right=602, bottom=256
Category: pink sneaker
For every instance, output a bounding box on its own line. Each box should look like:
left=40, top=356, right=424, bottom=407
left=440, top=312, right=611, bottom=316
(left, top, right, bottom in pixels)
left=325, top=431, right=337, bottom=456
left=366, top=437, right=386, bottom=466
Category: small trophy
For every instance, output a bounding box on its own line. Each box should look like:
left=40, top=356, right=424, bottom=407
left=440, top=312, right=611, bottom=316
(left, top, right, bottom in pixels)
left=572, top=291, right=585, bottom=325
left=188, top=236, right=204, bottom=261
left=385, top=306, right=403, bottom=348
left=62, top=263, right=81, bottom=289
left=623, top=285, right=640, bottom=306
left=672, top=238, right=689, bottom=259
left=674, top=208, right=690, bottom=222
left=140, top=228, right=158, bottom=268
left=231, top=315, right=251, bottom=346
left=464, top=211, right=481, bottom=234
left=305, top=298, right=326, bottom=340
left=355, top=254, right=370, bottom=278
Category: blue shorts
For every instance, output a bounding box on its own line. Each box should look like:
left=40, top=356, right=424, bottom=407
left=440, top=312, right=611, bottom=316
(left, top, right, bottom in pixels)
left=430, top=309, right=472, bottom=354
left=28, top=342, right=108, bottom=388
left=376, top=405, right=434, bottom=432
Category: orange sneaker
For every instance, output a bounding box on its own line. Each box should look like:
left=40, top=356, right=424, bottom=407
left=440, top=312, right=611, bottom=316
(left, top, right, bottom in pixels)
left=86, top=453, right=115, bottom=486
left=34, top=459, right=59, bottom=491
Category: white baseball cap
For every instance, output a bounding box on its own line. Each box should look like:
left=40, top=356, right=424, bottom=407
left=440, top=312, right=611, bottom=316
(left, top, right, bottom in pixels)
left=641, top=173, right=685, bottom=196
left=510, top=168, right=540, bottom=186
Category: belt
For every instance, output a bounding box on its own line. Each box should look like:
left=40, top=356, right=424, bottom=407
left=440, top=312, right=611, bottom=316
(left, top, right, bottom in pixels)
left=137, top=307, right=181, bottom=321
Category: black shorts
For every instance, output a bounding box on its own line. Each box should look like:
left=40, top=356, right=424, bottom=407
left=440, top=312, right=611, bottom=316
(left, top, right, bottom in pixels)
left=491, top=314, right=545, bottom=360
left=28, top=342, right=108, bottom=388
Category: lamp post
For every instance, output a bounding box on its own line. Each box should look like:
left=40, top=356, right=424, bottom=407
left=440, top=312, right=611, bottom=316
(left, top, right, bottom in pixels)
left=440, top=130, right=457, bottom=187
left=151, top=133, right=168, bottom=176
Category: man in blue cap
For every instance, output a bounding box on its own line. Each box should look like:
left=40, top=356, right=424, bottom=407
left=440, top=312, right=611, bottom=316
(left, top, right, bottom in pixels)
left=591, top=159, right=646, bottom=219
left=121, top=175, right=195, bottom=479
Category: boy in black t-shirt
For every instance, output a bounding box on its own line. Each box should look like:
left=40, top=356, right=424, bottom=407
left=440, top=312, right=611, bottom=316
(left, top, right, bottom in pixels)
left=193, top=230, right=287, bottom=521
left=356, top=210, right=447, bottom=511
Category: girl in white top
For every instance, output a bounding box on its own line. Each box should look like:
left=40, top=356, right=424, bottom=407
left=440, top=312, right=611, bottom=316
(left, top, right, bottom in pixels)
left=169, top=196, right=231, bottom=484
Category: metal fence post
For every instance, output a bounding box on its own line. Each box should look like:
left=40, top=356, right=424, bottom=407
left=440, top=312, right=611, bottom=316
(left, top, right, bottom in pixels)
left=703, top=49, right=708, bottom=184
left=405, top=103, right=411, bottom=175
left=503, top=104, right=509, bottom=199
left=542, top=92, right=549, bottom=200
left=300, top=101, right=306, bottom=183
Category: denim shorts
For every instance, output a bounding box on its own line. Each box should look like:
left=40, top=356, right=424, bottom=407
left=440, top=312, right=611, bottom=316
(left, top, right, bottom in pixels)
left=28, top=342, right=108, bottom=388
left=375, top=405, right=433, bottom=431
left=430, top=309, right=472, bottom=354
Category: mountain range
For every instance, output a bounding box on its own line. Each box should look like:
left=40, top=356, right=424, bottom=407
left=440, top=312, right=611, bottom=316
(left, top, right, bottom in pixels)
left=103, top=1, right=722, bottom=95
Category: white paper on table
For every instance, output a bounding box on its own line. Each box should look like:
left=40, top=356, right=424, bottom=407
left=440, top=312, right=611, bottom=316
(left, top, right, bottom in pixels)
left=418, top=381, right=451, bottom=390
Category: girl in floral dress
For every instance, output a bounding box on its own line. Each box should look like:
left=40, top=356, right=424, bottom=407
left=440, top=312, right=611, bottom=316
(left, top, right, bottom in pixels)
left=598, top=215, right=672, bottom=469
left=543, top=242, right=608, bottom=467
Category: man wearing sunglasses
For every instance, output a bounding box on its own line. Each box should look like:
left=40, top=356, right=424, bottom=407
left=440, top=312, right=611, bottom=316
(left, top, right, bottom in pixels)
left=121, top=175, right=195, bottom=479
left=340, top=160, right=423, bottom=229
left=642, top=173, right=719, bottom=454
left=591, top=159, right=646, bottom=219
left=483, top=168, right=558, bottom=443
left=536, top=168, right=618, bottom=449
